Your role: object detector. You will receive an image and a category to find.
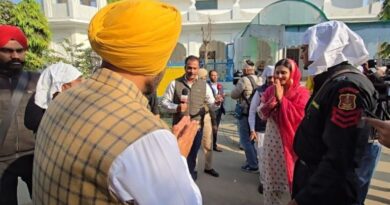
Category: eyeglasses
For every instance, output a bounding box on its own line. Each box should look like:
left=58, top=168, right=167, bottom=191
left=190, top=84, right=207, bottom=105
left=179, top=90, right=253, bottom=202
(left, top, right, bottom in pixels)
left=0, top=47, right=26, bottom=54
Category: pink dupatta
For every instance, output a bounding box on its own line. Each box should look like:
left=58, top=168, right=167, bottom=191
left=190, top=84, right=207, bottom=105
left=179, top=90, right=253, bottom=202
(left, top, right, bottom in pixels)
left=260, top=59, right=310, bottom=191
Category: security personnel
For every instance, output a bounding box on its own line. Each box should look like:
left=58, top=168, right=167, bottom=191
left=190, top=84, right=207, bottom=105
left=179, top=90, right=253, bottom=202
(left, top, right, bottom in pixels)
left=289, top=21, right=378, bottom=205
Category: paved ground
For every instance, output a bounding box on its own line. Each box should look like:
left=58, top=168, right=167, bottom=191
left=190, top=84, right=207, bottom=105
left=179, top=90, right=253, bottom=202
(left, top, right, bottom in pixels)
left=17, top=114, right=390, bottom=205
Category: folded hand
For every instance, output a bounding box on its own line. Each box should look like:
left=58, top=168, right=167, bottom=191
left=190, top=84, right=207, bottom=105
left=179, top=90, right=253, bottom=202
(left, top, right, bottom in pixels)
left=172, top=116, right=199, bottom=157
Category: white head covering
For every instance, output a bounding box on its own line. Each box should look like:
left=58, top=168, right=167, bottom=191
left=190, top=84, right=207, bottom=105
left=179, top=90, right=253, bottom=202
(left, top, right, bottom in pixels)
left=302, top=21, right=369, bottom=75
left=261, top=65, right=275, bottom=78
left=35, top=62, right=82, bottom=109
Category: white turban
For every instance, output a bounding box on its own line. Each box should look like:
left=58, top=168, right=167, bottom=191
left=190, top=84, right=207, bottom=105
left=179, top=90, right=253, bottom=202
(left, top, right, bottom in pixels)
left=261, top=65, right=275, bottom=78
left=302, top=21, right=369, bottom=75
left=35, top=62, right=82, bottom=109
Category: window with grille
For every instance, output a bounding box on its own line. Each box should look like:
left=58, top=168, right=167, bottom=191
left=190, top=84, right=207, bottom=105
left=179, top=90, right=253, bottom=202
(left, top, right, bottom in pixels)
left=196, top=0, right=217, bottom=10
left=80, top=0, right=97, bottom=7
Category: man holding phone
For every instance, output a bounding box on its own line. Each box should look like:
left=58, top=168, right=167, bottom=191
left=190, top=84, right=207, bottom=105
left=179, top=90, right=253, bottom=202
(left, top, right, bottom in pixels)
left=365, top=117, right=390, bottom=148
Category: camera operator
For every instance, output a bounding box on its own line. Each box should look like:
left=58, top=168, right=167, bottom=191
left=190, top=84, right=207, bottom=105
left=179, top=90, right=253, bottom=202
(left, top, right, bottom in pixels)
left=233, top=69, right=243, bottom=85
left=231, top=60, right=262, bottom=172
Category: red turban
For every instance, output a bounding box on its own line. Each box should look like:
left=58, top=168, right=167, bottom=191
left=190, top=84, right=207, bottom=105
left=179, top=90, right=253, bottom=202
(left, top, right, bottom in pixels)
left=0, top=25, right=28, bottom=49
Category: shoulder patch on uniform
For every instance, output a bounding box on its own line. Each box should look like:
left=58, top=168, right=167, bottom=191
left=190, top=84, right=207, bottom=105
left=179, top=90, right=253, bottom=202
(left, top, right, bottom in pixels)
left=338, top=94, right=357, bottom=111
left=338, top=87, right=359, bottom=94
left=331, top=107, right=361, bottom=128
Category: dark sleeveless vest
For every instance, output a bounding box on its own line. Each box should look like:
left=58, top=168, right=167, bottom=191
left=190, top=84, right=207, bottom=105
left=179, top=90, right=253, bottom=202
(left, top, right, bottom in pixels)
left=172, top=76, right=207, bottom=125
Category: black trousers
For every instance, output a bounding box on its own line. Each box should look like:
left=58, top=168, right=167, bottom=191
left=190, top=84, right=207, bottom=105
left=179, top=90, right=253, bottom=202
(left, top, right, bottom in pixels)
left=292, top=159, right=357, bottom=205
left=0, top=154, right=33, bottom=205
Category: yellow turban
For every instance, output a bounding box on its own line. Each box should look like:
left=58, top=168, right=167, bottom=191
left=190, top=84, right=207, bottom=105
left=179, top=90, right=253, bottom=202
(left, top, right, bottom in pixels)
left=88, top=0, right=181, bottom=76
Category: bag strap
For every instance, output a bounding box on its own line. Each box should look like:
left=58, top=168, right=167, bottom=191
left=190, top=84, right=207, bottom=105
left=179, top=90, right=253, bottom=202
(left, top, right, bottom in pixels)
left=207, top=81, right=216, bottom=97
left=0, top=72, right=29, bottom=147
left=309, top=67, right=363, bottom=111
left=242, top=75, right=257, bottom=106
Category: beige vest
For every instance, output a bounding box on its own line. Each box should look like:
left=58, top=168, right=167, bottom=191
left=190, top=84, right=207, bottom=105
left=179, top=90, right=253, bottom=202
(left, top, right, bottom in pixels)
left=33, top=68, right=168, bottom=205
left=172, top=76, right=206, bottom=125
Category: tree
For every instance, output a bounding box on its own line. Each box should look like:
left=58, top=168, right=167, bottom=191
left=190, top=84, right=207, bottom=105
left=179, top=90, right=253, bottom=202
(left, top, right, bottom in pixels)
left=0, top=0, right=14, bottom=25
left=378, top=0, right=390, bottom=58
left=48, top=38, right=99, bottom=77
left=201, top=17, right=212, bottom=69
left=10, top=0, right=52, bottom=71
left=379, top=0, right=390, bottom=20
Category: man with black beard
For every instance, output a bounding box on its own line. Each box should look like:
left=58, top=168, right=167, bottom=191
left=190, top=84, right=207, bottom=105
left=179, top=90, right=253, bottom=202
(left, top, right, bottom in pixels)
left=0, top=25, right=38, bottom=205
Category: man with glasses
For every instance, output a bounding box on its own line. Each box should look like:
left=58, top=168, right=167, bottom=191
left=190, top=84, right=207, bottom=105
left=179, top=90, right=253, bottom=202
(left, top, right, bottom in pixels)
left=0, top=25, right=38, bottom=205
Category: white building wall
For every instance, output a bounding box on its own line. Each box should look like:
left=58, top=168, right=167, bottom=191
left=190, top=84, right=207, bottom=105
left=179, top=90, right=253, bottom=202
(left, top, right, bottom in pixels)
left=330, top=0, right=365, bottom=8
left=41, top=0, right=384, bottom=111
left=43, top=0, right=382, bottom=63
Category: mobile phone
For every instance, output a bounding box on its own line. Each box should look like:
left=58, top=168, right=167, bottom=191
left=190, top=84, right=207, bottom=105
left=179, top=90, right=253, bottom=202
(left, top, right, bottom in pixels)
left=364, top=111, right=380, bottom=141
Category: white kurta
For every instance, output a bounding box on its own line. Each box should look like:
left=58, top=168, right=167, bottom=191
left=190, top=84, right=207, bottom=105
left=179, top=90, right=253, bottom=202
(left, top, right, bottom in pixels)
left=108, top=129, right=202, bottom=205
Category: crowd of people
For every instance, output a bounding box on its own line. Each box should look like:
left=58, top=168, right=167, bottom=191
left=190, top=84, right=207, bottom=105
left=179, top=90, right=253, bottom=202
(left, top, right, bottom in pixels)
left=1, top=0, right=390, bottom=205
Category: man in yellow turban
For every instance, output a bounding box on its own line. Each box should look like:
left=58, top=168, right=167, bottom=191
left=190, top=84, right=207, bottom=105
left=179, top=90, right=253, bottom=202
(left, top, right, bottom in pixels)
left=33, top=1, right=202, bottom=204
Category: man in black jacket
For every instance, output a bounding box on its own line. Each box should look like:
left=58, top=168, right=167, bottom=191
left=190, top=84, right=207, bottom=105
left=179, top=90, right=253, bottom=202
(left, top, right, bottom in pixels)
left=0, top=25, right=38, bottom=205
left=289, top=21, right=378, bottom=205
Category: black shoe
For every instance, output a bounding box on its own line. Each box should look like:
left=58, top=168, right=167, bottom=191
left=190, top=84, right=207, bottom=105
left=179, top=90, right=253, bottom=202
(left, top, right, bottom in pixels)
left=258, top=183, right=264, bottom=194
left=241, top=165, right=259, bottom=173
left=204, top=169, right=219, bottom=177
left=213, top=147, right=223, bottom=152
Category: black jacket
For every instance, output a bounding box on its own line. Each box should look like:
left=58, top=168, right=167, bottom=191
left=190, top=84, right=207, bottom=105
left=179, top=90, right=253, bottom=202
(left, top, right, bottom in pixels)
left=292, top=63, right=378, bottom=205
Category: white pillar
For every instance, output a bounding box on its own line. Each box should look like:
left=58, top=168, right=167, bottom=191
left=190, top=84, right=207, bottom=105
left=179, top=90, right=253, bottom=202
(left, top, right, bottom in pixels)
left=96, top=0, right=107, bottom=9
left=42, top=0, right=53, bottom=18
left=323, top=0, right=332, bottom=10
left=68, top=0, right=76, bottom=18
left=190, top=0, right=196, bottom=9
left=232, top=0, right=241, bottom=20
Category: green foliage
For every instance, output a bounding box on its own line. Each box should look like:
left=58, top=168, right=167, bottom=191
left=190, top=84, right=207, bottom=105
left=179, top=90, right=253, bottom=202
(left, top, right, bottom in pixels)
left=47, top=38, right=99, bottom=77
left=378, top=0, right=390, bottom=58
left=10, top=0, right=51, bottom=71
left=379, top=0, right=390, bottom=20
left=0, top=0, right=14, bottom=25
left=107, top=0, right=122, bottom=4
left=378, top=42, right=390, bottom=59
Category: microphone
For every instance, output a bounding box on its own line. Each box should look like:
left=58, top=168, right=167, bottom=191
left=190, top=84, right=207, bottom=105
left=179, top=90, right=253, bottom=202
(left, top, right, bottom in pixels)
left=217, top=84, right=222, bottom=93
left=180, top=88, right=189, bottom=103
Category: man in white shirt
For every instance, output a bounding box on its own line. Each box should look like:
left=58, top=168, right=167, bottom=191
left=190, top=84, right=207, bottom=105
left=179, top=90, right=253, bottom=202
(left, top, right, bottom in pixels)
left=161, top=55, right=221, bottom=180
left=207, top=70, right=225, bottom=152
